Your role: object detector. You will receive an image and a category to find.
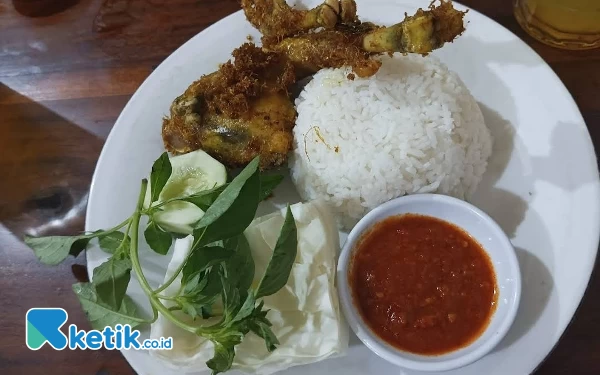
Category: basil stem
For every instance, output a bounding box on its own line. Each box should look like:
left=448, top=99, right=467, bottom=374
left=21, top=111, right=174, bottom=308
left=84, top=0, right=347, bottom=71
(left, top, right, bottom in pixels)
left=129, top=179, right=197, bottom=334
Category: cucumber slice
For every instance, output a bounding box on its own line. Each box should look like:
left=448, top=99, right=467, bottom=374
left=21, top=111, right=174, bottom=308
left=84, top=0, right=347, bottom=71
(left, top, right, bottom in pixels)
left=160, top=150, right=227, bottom=202
left=153, top=201, right=203, bottom=235
left=145, top=150, right=227, bottom=234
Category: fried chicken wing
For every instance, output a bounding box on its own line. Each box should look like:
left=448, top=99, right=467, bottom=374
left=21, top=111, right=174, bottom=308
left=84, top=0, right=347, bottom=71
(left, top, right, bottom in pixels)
left=241, top=0, right=357, bottom=39
left=162, top=1, right=466, bottom=169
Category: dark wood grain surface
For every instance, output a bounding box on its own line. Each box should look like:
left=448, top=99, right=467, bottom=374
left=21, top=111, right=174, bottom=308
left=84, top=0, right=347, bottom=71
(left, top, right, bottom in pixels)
left=0, top=1, right=598, bottom=374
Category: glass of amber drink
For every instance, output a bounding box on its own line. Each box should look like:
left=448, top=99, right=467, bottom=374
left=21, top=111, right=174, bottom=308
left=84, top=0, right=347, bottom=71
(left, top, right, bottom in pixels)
left=514, top=0, right=600, bottom=50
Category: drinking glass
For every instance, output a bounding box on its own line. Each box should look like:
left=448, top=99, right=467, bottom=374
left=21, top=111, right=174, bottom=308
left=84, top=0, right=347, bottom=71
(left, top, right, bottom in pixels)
left=514, top=0, right=600, bottom=50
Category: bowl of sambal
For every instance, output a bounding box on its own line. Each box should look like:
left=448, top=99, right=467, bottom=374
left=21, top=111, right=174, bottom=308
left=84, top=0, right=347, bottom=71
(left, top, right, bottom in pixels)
left=337, top=194, right=521, bottom=372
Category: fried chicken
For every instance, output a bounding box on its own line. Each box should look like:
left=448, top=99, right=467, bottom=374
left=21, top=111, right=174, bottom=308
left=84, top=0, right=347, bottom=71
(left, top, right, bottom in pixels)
left=162, top=0, right=466, bottom=169
left=267, top=0, right=465, bottom=78
left=241, top=0, right=358, bottom=39
left=267, top=25, right=382, bottom=78
left=162, top=44, right=296, bottom=169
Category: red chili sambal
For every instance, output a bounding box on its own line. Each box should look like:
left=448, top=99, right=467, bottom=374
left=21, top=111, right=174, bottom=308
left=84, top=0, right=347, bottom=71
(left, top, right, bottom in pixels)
left=350, top=214, right=497, bottom=355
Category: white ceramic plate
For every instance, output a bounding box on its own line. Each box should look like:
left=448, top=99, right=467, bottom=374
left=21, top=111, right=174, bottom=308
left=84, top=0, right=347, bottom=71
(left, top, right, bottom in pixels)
left=85, top=1, right=600, bottom=374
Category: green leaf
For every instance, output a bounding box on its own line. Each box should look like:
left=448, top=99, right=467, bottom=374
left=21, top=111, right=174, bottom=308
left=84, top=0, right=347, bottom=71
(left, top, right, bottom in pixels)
left=180, top=173, right=278, bottom=211
left=215, top=330, right=245, bottom=347
left=255, top=206, right=298, bottom=299
left=25, top=234, right=94, bottom=265
left=178, top=266, right=221, bottom=320
left=249, top=320, right=279, bottom=352
left=149, top=152, right=172, bottom=203
left=144, top=220, right=173, bottom=255
left=196, top=267, right=223, bottom=300
left=231, top=292, right=255, bottom=324
left=191, top=168, right=260, bottom=250
left=223, top=235, right=255, bottom=292
left=259, top=174, right=284, bottom=201
left=253, top=300, right=268, bottom=320
left=180, top=300, right=198, bottom=319
left=181, top=185, right=227, bottom=211
left=245, top=300, right=279, bottom=352
left=201, top=305, right=213, bottom=319
left=182, top=272, right=205, bottom=295
left=92, top=258, right=132, bottom=309
left=98, top=232, right=128, bottom=255
left=181, top=246, right=234, bottom=285
left=178, top=295, right=217, bottom=321
left=184, top=266, right=222, bottom=300
left=206, top=342, right=235, bottom=375
left=220, top=272, right=240, bottom=324
left=72, top=282, right=146, bottom=330
left=197, top=157, right=259, bottom=228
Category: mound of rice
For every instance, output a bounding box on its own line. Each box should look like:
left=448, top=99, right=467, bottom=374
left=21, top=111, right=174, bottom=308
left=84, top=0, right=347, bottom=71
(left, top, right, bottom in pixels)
left=290, top=55, right=492, bottom=229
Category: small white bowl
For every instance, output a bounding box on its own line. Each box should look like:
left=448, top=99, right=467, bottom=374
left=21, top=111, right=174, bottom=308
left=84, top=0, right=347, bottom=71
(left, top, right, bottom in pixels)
left=337, top=194, right=521, bottom=372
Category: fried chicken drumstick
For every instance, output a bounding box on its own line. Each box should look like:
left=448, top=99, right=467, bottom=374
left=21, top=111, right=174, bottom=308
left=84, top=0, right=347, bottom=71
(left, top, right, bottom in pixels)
left=164, top=45, right=297, bottom=169
left=162, top=0, right=465, bottom=169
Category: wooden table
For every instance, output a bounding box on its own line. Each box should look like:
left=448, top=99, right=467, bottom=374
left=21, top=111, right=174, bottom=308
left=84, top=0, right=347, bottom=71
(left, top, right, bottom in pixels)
left=0, top=0, right=598, bottom=374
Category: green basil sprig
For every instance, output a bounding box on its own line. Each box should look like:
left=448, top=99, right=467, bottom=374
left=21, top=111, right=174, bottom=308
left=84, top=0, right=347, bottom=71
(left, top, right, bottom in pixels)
left=25, top=153, right=295, bottom=375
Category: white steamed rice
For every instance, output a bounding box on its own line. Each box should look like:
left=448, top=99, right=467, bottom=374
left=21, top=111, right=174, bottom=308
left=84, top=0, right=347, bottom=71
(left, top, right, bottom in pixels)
left=289, top=55, right=492, bottom=229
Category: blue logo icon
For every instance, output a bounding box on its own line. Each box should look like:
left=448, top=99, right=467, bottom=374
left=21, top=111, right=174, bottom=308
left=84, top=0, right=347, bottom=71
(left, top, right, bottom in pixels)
left=26, top=308, right=69, bottom=350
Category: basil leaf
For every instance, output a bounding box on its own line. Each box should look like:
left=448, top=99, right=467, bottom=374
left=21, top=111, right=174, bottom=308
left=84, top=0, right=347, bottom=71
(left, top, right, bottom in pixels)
left=220, top=272, right=240, bottom=324
left=182, top=173, right=279, bottom=211
left=182, top=272, right=204, bottom=295
left=197, top=266, right=223, bottom=300
left=196, top=272, right=210, bottom=291
left=206, top=341, right=235, bottom=375
left=259, top=174, right=284, bottom=201
left=183, top=266, right=221, bottom=298
left=181, top=301, right=197, bottom=318
left=72, top=282, right=146, bottom=330
left=249, top=320, right=279, bottom=352
left=253, top=300, right=268, bottom=320
left=181, top=246, right=234, bottom=285
left=92, top=258, right=132, bottom=309
left=181, top=185, right=227, bottom=211
left=178, top=295, right=218, bottom=321
left=179, top=266, right=223, bottom=321
left=246, top=301, right=278, bottom=351
left=231, top=292, right=255, bottom=324
left=25, top=234, right=94, bottom=265
left=191, top=166, right=260, bottom=249
left=144, top=221, right=172, bottom=255
left=255, top=207, right=297, bottom=299
left=215, top=330, right=245, bottom=347
left=223, top=235, right=255, bottom=292
left=250, top=302, right=273, bottom=329
left=149, top=152, right=172, bottom=203
left=201, top=305, right=213, bottom=319
left=195, top=157, right=259, bottom=229
left=98, top=232, right=128, bottom=255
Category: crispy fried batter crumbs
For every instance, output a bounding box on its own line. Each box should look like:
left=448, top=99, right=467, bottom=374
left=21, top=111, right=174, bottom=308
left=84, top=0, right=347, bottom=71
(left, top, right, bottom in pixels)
left=191, top=43, right=295, bottom=119
left=241, top=0, right=341, bottom=39
left=269, top=29, right=382, bottom=78
left=347, top=73, right=355, bottom=80
left=429, top=0, right=466, bottom=44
